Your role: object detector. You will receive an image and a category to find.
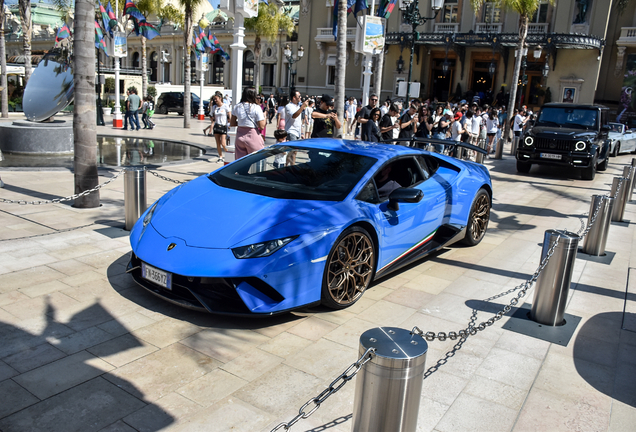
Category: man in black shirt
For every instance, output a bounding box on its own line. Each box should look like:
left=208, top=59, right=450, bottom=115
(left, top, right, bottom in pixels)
left=356, top=93, right=378, bottom=141
left=311, top=94, right=342, bottom=138
left=379, top=104, right=400, bottom=143
left=398, top=104, right=418, bottom=141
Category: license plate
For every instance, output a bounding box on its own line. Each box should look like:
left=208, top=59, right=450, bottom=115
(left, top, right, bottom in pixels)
left=540, top=153, right=562, bottom=160
left=141, top=262, right=172, bottom=290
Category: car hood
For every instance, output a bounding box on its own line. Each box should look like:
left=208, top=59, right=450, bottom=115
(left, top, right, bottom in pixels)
left=530, top=126, right=597, bottom=140
left=150, top=176, right=331, bottom=248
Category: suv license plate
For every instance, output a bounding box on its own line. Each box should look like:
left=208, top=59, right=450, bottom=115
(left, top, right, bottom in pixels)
left=141, top=263, right=172, bottom=290
left=540, top=153, right=562, bottom=160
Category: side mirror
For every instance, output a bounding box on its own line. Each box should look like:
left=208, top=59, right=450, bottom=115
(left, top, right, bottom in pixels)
left=388, top=188, right=423, bottom=211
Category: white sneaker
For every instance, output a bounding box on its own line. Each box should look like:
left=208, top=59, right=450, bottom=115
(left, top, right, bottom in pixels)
left=217, top=156, right=224, bottom=163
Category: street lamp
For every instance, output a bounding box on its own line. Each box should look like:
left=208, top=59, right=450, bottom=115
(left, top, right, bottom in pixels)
left=284, top=43, right=304, bottom=97
left=543, top=58, right=550, bottom=77
left=488, top=60, right=496, bottom=77
left=399, top=0, right=443, bottom=107
left=397, top=56, right=404, bottom=74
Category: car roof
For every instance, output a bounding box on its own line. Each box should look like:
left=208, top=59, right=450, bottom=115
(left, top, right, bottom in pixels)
left=542, top=103, right=608, bottom=110
left=278, top=139, right=423, bottom=163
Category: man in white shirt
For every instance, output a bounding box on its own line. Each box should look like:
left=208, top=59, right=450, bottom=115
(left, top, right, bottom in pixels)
left=285, top=91, right=308, bottom=141
left=346, top=97, right=357, bottom=136
left=513, top=109, right=527, bottom=152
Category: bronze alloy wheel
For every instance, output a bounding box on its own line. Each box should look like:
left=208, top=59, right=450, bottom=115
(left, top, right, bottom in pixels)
left=463, top=189, right=490, bottom=246
left=323, top=228, right=375, bottom=308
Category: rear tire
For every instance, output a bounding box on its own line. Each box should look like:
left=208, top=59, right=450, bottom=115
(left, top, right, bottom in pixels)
left=516, top=160, right=532, bottom=173
left=613, top=142, right=620, bottom=157
left=462, top=189, right=491, bottom=246
left=321, top=226, right=376, bottom=309
left=157, top=105, right=167, bottom=115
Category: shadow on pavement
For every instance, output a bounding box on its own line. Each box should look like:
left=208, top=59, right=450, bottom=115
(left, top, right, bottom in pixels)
left=0, top=300, right=174, bottom=431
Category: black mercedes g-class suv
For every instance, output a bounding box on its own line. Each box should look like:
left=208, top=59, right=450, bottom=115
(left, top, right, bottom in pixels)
left=516, top=103, right=611, bottom=180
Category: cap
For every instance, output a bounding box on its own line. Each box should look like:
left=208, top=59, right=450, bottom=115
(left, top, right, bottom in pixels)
left=454, top=112, right=463, bottom=120
left=460, top=99, right=467, bottom=104
left=321, top=94, right=333, bottom=105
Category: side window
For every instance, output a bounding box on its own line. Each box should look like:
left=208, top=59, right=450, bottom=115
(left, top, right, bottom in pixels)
left=374, top=158, right=425, bottom=202
left=417, top=155, right=439, bottom=177
left=356, top=180, right=380, bottom=204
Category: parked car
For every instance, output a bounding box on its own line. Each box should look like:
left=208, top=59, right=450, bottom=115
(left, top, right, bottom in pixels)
left=128, top=140, right=492, bottom=315
left=516, top=103, right=611, bottom=180
left=608, top=122, right=636, bottom=156
left=155, top=92, right=209, bottom=116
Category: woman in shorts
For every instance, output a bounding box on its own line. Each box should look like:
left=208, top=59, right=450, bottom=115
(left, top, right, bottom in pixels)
left=210, top=94, right=231, bottom=163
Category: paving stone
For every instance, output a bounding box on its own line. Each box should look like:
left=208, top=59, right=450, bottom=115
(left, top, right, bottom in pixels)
left=435, top=393, right=517, bottom=432
left=416, top=397, right=450, bottom=432
left=284, top=338, right=357, bottom=380
left=53, top=326, right=117, bottom=355
left=286, top=316, right=339, bottom=342
left=0, top=377, right=146, bottom=432
left=180, top=328, right=270, bottom=363
left=123, top=392, right=202, bottom=432
left=170, top=396, right=273, bottom=432
left=0, top=379, right=39, bottom=418
left=0, top=360, right=18, bottom=382
left=2, top=343, right=66, bottom=373
left=97, top=311, right=158, bottom=337
left=220, top=348, right=284, bottom=382
left=131, top=317, right=201, bottom=348
left=103, top=343, right=220, bottom=402
left=233, top=364, right=323, bottom=416
left=88, top=333, right=159, bottom=367
left=176, top=368, right=248, bottom=407
left=355, top=299, right=418, bottom=327
left=98, top=420, right=138, bottom=432
left=420, top=370, right=468, bottom=406
left=13, top=350, right=115, bottom=399
left=258, top=332, right=313, bottom=358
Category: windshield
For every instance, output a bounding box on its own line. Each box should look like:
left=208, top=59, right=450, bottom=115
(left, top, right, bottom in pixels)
left=536, top=107, right=598, bottom=129
left=209, top=145, right=377, bottom=201
left=609, top=123, right=625, bottom=134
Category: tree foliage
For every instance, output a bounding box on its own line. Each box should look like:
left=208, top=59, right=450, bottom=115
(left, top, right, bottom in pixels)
left=244, top=2, right=294, bottom=42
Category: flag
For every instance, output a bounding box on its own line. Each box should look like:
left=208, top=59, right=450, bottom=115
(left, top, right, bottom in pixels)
left=106, top=1, right=118, bottom=35
left=377, top=0, right=397, bottom=18
left=98, top=1, right=111, bottom=36
left=136, top=20, right=160, bottom=40
left=198, top=26, right=212, bottom=50
left=94, top=20, right=108, bottom=55
left=352, top=0, right=368, bottom=16
left=333, top=0, right=357, bottom=39
left=210, top=35, right=230, bottom=60
left=55, top=23, right=71, bottom=44
left=192, top=33, right=202, bottom=59
left=123, top=1, right=146, bottom=22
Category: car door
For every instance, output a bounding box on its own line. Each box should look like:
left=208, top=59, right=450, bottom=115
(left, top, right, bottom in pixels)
left=356, top=156, right=449, bottom=275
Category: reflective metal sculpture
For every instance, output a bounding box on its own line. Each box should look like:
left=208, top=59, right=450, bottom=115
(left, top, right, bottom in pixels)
left=23, top=49, right=74, bottom=121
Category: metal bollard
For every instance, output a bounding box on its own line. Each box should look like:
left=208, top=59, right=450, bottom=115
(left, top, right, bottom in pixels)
left=611, top=177, right=628, bottom=222
left=352, top=327, right=428, bottom=432
left=531, top=230, right=579, bottom=326
left=581, top=195, right=614, bottom=256
left=623, top=166, right=635, bottom=203
left=124, top=167, right=147, bottom=231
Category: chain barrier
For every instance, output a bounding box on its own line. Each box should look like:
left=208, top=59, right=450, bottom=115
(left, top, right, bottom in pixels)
left=270, top=347, right=376, bottom=432
left=0, top=169, right=127, bottom=205
left=412, top=237, right=560, bottom=342
left=145, top=168, right=186, bottom=184
left=0, top=167, right=191, bottom=205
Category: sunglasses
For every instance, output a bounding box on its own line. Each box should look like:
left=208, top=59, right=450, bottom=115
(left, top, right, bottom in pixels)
left=370, top=98, right=378, bottom=101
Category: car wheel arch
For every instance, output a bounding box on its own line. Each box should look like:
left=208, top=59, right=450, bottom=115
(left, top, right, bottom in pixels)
left=347, top=221, right=379, bottom=254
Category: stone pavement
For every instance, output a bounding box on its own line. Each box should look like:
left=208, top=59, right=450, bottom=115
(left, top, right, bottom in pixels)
left=0, top=113, right=635, bottom=431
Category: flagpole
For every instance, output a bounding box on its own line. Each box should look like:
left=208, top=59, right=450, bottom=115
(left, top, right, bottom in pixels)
left=361, top=0, right=376, bottom=107
left=113, top=1, right=122, bottom=128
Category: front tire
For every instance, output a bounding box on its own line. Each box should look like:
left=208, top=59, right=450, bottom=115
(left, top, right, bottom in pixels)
left=581, top=156, right=597, bottom=180
left=516, top=160, right=532, bottom=173
left=321, top=226, right=376, bottom=309
left=462, top=189, right=491, bottom=246
left=613, top=142, right=620, bottom=157
left=598, top=156, right=609, bottom=172
left=157, top=105, right=168, bottom=115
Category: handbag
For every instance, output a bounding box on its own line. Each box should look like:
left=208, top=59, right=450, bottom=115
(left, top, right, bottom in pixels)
left=213, top=123, right=228, bottom=135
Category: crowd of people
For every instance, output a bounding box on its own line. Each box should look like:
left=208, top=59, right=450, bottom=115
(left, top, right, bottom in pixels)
left=201, top=88, right=538, bottom=162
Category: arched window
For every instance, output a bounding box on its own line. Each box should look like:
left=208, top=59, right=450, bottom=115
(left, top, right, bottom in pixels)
left=132, top=52, right=140, bottom=68
left=243, top=51, right=254, bottom=86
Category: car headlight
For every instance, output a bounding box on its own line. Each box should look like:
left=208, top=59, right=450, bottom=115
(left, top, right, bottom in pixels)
left=524, top=136, right=534, bottom=146
left=232, top=236, right=298, bottom=259
left=575, top=141, right=587, bottom=151
left=143, top=201, right=159, bottom=227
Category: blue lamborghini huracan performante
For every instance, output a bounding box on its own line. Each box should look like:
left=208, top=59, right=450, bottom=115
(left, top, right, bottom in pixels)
left=128, top=140, right=492, bottom=315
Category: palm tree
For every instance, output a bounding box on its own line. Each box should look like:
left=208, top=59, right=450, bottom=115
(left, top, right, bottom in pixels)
left=470, top=0, right=546, bottom=159
left=74, top=0, right=99, bottom=208
left=334, top=0, right=347, bottom=128
left=18, top=0, right=32, bottom=84
left=1, top=0, right=8, bottom=117
left=177, top=0, right=204, bottom=129
left=244, top=2, right=294, bottom=91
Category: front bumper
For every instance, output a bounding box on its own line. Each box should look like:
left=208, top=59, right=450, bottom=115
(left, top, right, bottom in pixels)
left=516, top=148, right=594, bottom=169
